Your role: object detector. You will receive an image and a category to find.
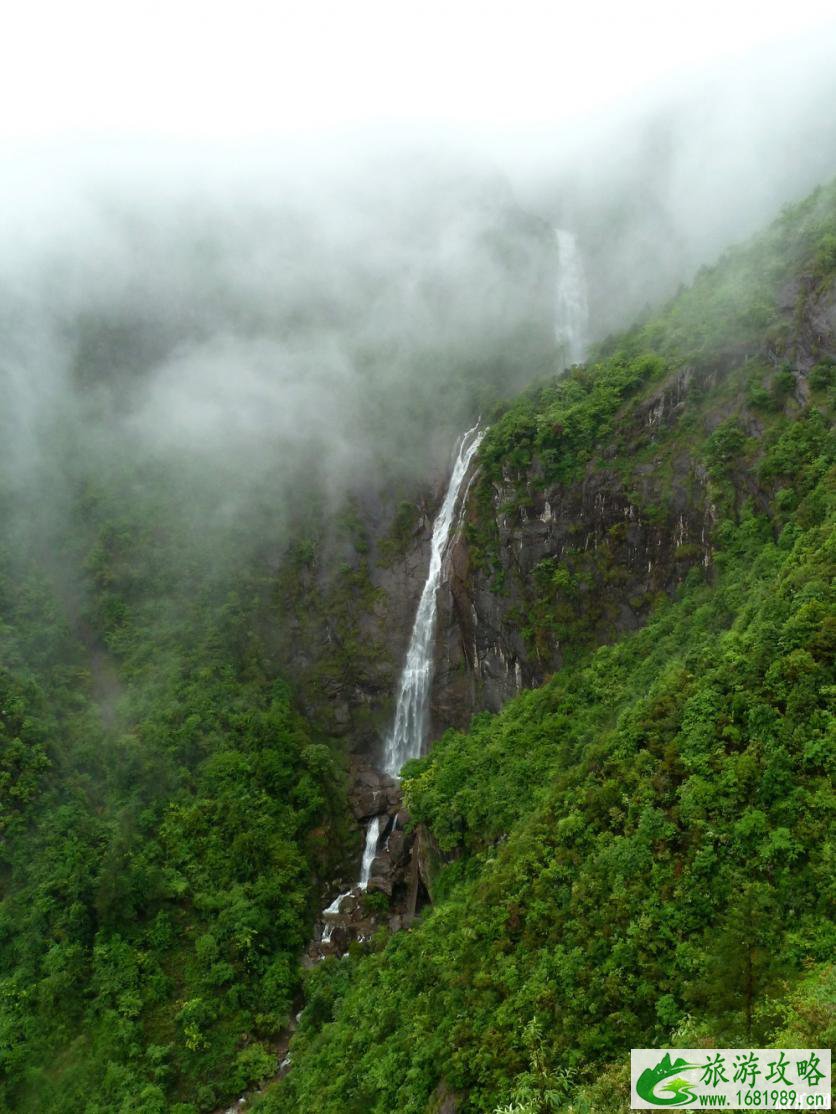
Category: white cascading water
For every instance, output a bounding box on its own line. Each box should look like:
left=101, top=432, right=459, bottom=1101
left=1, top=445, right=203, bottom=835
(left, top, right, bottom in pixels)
left=358, top=815, right=382, bottom=886
left=321, top=815, right=382, bottom=942
left=319, top=425, right=484, bottom=945
left=382, top=422, right=485, bottom=777
left=320, top=900, right=343, bottom=943
left=319, top=241, right=584, bottom=948
left=553, top=228, right=589, bottom=368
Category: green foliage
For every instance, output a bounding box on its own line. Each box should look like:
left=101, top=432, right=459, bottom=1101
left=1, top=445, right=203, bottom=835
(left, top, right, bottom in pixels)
left=257, top=454, right=834, bottom=1114
left=2, top=173, right=834, bottom=1114
left=479, top=354, right=667, bottom=490
left=465, top=178, right=836, bottom=672
left=809, top=359, right=834, bottom=392
left=704, top=418, right=749, bottom=479
left=252, top=180, right=836, bottom=1114
left=0, top=670, right=52, bottom=834
left=0, top=467, right=350, bottom=1112
left=362, top=891, right=391, bottom=916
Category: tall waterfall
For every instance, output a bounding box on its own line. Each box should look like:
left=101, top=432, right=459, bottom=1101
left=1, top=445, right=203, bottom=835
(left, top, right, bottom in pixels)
left=382, top=422, right=485, bottom=777
left=318, top=425, right=484, bottom=946
left=553, top=228, right=589, bottom=368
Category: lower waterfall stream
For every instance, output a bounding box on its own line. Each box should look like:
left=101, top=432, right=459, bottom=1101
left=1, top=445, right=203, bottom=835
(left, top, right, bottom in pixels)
left=317, top=422, right=484, bottom=946
left=382, top=421, right=486, bottom=776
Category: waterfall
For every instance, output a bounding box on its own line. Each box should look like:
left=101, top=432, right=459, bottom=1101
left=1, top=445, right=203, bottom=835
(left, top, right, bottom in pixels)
left=320, top=815, right=382, bottom=944
left=382, top=422, right=485, bottom=777
left=320, top=887, right=351, bottom=944
left=317, top=424, right=483, bottom=946
left=359, top=815, right=382, bottom=888
left=553, top=228, right=589, bottom=368
left=322, top=889, right=352, bottom=917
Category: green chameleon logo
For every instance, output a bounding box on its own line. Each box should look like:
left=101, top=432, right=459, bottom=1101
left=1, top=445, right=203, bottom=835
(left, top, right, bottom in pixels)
left=636, top=1054, right=702, bottom=1106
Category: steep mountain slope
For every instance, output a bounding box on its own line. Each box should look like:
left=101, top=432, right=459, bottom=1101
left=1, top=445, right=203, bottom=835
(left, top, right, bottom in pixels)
left=430, top=181, right=836, bottom=724
left=0, top=176, right=832, bottom=1114
left=0, top=178, right=556, bottom=1114
left=255, top=181, right=836, bottom=1113
left=0, top=480, right=353, bottom=1112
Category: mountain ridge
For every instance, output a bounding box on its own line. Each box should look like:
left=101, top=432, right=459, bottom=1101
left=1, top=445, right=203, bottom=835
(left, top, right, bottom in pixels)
left=0, top=179, right=833, bottom=1114
left=254, top=179, right=835, bottom=1114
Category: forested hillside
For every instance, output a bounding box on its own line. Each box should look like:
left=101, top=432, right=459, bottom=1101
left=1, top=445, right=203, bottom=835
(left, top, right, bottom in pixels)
left=0, top=176, right=555, bottom=1112
left=255, top=182, right=836, bottom=1112
left=0, top=175, right=833, bottom=1114
left=0, top=466, right=354, bottom=1110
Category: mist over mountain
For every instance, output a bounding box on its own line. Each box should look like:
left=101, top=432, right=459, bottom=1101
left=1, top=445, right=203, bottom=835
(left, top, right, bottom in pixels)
left=0, top=9, right=834, bottom=1114
left=1, top=161, right=551, bottom=512
left=507, top=31, right=836, bottom=335
left=2, top=29, right=834, bottom=531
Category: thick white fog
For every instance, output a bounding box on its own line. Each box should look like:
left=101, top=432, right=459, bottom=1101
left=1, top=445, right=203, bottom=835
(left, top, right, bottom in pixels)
left=510, top=31, right=836, bottom=334
left=1, top=15, right=835, bottom=531
left=0, top=155, right=556, bottom=553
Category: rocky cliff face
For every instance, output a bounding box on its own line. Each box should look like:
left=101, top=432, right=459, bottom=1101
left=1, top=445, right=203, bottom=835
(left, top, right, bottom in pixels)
left=306, top=760, right=436, bottom=961
left=265, top=484, right=438, bottom=757
left=260, top=193, right=836, bottom=1051
left=425, top=271, right=836, bottom=735
left=431, top=368, right=718, bottom=730
left=272, top=194, right=836, bottom=771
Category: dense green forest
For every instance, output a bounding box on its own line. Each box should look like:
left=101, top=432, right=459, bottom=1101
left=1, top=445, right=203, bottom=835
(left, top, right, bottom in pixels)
left=0, top=174, right=555, bottom=1112
left=0, top=178, right=833, bottom=1114
left=255, top=184, right=836, bottom=1111
left=0, top=467, right=352, bottom=1110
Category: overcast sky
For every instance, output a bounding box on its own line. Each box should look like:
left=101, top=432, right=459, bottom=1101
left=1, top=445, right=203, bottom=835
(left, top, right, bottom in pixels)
left=2, top=0, right=835, bottom=143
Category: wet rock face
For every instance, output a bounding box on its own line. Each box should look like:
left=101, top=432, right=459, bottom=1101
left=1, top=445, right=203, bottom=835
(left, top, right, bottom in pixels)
left=433, top=480, right=715, bottom=729
left=274, top=278, right=835, bottom=759
left=268, top=482, right=441, bottom=759
left=429, top=369, right=722, bottom=733
left=307, top=762, right=433, bottom=963
left=349, top=766, right=402, bottom=821
left=280, top=367, right=721, bottom=753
